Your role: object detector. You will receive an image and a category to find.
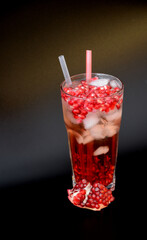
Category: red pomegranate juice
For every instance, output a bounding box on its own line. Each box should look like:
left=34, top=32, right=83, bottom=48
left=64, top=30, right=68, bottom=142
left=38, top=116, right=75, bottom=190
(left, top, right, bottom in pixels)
left=61, top=73, right=123, bottom=210
left=67, top=129, right=118, bottom=187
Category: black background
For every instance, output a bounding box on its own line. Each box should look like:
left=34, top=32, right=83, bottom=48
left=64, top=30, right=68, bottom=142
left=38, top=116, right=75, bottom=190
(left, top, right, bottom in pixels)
left=0, top=0, right=146, bottom=237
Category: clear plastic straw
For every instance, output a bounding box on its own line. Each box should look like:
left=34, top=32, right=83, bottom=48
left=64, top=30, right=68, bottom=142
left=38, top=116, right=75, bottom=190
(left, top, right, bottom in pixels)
left=58, top=55, right=72, bottom=86
left=86, top=50, right=92, bottom=82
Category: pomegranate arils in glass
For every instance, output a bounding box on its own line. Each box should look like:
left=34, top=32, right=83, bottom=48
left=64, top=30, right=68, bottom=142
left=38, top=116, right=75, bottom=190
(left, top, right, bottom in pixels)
left=62, top=79, right=123, bottom=121
left=67, top=179, right=114, bottom=211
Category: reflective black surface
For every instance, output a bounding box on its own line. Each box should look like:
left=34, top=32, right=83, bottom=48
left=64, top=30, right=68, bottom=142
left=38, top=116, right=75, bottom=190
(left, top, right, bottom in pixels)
left=0, top=149, right=145, bottom=237
left=0, top=168, right=120, bottom=238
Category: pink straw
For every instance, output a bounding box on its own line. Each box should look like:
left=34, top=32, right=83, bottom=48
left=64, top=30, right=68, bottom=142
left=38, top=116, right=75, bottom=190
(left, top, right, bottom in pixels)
left=86, top=50, right=92, bottom=81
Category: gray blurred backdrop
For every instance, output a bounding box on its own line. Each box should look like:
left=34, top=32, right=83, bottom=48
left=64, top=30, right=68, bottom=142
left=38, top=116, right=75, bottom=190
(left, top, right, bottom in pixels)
left=0, top=0, right=147, bottom=186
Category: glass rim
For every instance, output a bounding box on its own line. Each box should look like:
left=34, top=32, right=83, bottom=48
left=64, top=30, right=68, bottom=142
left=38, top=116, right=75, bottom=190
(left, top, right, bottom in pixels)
left=60, top=73, right=124, bottom=100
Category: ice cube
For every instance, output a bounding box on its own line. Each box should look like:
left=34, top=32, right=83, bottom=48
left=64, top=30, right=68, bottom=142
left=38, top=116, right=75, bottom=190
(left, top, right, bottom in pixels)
left=93, top=146, right=109, bottom=156
left=75, top=133, right=83, bottom=144
left=67, top=129, right=83, bottom=144
left=82, top=129, right=91, bottom=138
left=83, top=112, right=100, bottom=130
left=110, top=80, right=118, bottom=88
left=110, top=79, right=122, bottom=88
left=90, top=124, right=106, bottom=140
left=81, top=129, right=94, bottom=144
left=103, top=108, right=122, bottom=122
left=83, top=135, right=94, bottom=145
left=104, top=124, right=119, bottom=137
left=90, top=79, right=109, bottom=87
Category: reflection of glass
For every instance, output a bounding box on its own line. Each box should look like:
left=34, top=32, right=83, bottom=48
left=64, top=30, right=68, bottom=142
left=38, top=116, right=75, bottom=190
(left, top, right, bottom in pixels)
left=61, top=73, right=124, bottom=210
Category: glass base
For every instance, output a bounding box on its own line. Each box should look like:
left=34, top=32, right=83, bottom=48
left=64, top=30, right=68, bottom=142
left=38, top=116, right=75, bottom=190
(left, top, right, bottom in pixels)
left=107, top=174, right=116, bottom=191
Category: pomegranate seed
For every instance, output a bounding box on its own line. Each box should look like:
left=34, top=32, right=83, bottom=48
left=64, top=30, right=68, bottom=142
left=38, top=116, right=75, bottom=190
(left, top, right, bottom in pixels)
left=95, top=204, right=100, bottom=209
left=68, top=99, right=74, bottom=105
left=64, top=87, right=68, bottom=92
left=102, top=200, right=107, bottom=206
left=99, top=184, right=104, bottom=190
left=86, top=97, right=93, bottom=103
left=85, top=106, right=93, bottom=112
left=113, top=95, right=120, bottom=101
left=105, top=107, right=109, bottom=113
left=73, top=198, right=81, bottom=205
left=79, top=183, right=84, bottom=188
left=93, top=183, right=98, bottom=188
left=91, top=187, right=95, bottom=193
left=72, top=109, right=80, bottom=114
left=116, top=103, right=120, bottom=109
left=110, top=196, right=115, bottom=202
left=120, top=98, right=123, bottom=104
left=92, top=194, right=96, bottom=199
left=91, top=203, right=96, bottom=208
left=81, top=109, right=88, bottom=115
left=100, top=189, right=105, bottom=194
left=66, top=88, right=72, bottom=94
left=82, top=179, right=87, bottom=184
left=108, top=190, right=112, bottom=195
left=114, top=87, right=120, bottom=92
left=95, top=187, right=99, bottom=192
left=99, top=106, right=106, bottom=112
left=89, top=92, right=96, bottom=98
left=73, top=115, right=79, bottom=119
left=78, top=114, right=86, bottom=119
left=72, top=103, right=79, bottom=109
left=80, top=189, right=86, bottom=195
left=110, top=103, right=116, bottom=110
left=94, top=104, right=100, bottom=109
left=88, top=198, right=94, bottom=204
left=107, top=195, right=111, bottom=201
left=62, top=79, right=121, bottom=122
left=96, top=196, right=100, bottom=201
left=85, top=202, right=90, bottom=207
left=95, top=191, right=100, bottom=196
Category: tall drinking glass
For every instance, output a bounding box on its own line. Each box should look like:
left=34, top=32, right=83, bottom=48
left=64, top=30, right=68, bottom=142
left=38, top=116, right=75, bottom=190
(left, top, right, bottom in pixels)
left=61, top=73, right=124, bottom=210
